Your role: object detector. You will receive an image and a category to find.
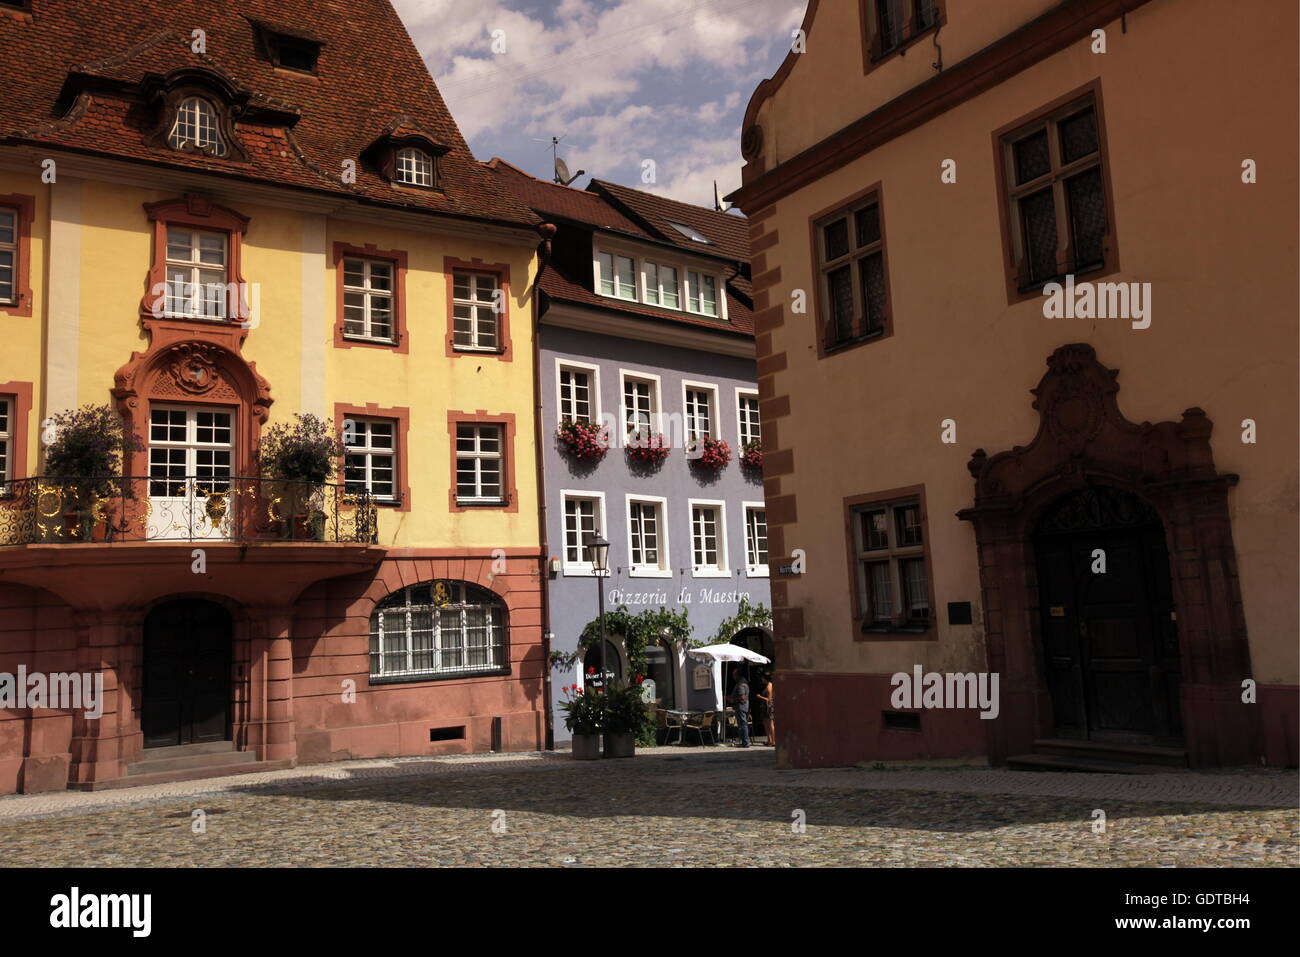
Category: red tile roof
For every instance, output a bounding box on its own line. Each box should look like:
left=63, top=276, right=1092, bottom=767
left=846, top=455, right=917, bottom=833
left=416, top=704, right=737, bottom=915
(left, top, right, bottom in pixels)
left=485, top=159, right=752, bottom=338
left=588, top=179, right=751, bottom=264
left=0, top=1, right=539, bottom=230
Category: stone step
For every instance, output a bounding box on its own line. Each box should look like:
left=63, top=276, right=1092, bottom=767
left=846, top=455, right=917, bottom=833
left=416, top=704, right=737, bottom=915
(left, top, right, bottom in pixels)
left=76, top=759, right=295, bottom=791
left=128, top=748, right=258, bottom=776
left=1007, top=753, right=1176, bottom=774
left=1031, top=738, right=1188, bottom=767
left=135, top=741, right=235, bottom=762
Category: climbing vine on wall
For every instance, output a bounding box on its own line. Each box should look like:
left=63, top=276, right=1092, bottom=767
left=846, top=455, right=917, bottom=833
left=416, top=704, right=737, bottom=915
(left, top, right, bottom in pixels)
left=548, top=604, right=693, bottom=676
left=694, top=596, right=774, bottom=648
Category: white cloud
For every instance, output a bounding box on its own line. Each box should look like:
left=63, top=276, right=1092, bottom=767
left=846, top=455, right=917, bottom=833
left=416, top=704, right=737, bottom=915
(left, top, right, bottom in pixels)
left=391, top=0, right=807, bottom=203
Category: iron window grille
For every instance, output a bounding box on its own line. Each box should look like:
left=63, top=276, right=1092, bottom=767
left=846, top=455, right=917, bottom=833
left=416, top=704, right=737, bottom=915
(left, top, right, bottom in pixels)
left=370, top=581, right=507, bottom=681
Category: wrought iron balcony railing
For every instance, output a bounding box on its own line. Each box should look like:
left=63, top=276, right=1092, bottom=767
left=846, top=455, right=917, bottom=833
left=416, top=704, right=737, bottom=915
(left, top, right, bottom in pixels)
left=0, top=476, right=378, bottom=546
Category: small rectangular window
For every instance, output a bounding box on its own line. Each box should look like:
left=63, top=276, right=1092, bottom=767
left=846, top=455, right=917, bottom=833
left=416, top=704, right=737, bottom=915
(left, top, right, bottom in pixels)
left=164, top=227, right=229, bottom=319
left=745, top=506, right=768, bottom=575
left=342, top=258, right=394, bottom=341
left=738, top=393, right=761, bottom=447
left=999, top=95, right=1110, bottom=292
left=850, top=496, right=930, bottom=630
left=628, top=499, right=667, bottom=573
left=0, top=395, right=12, bottom=485
left=816, top=193, right=889, bottom=351
left=684, top=388, right=714, bottom=441
left=452, top=272, right=500, bottom=351
left=0, top=208, right=16, bottom=305
left=344, top=417, right=397, bottom=502
left=563, top=494, right=603, bottom=569
left=456, top=424, right=504, bottom=503
left=623, top=374, right=658, bottom=436
left=559, top=366, right=594, bottom=423
left=690, top=504, right=725, bottom=574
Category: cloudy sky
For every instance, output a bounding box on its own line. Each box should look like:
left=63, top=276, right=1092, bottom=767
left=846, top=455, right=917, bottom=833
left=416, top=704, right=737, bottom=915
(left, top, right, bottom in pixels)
left=391, top=0, right=807, bottom=207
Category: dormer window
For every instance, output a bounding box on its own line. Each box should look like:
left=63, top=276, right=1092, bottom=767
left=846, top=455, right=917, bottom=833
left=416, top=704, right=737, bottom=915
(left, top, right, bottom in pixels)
left=270, top=35, right=321, bottom=72
left=168, top=97, right=227, bottom=157
left=395, top=148, right=436, bottom=187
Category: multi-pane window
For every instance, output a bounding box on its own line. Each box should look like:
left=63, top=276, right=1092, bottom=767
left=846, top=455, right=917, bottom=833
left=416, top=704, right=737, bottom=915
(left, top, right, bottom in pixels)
left=0, top=207, right=15, bottom=305
left=452, top=272, right=500, bottom=351
left=745, top=506, right=768, bottom=575
left=738, top=393, right=761, bottom=447
left=628, top=499, right=665, bottom=572
left=852, top=498, right=929, bottom=628
left=563, top=494, right=602, bottom=568
left=395, top=147, right=435, bottom=187
left=623, top=375, right=658, bottom=434
left=684, top=387, right=714, bottom=441
left=690, top=503, right=726, bottom=574
left=643, top=261, right=680, bottom=309
left=818, top=193, right=888, bottom=349
left=558, top=366, right=594, bottom=423
left=342, top=258, right=394, bottom=341
left=685, top=271, right=718, bottom=317
left=343, top=418, right=396, bottom=502
left=168, top=97, right=227, bottom=156
left=597, top=252, right=637, bottom=300
left=164, top=227, right=228, bottom=319
left=456, top=424, right=503, bottom=503
left=1001, top=96, right=1109, bottom=289
left=0, top=396, right=11, bottom=485
left=148, top=406, right=233, bottom=497
left=370, top=581, right=506, bottom=680
left=874, top=0, right=939, bottom=55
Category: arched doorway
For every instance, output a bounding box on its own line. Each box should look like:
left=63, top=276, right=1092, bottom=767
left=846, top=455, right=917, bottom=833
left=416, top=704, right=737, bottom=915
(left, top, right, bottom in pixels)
left=1032, top=487, right=1181, bottom=746
left=582, top=639, right=623, bottom=691
left=141, top=599, right=233, bottom=748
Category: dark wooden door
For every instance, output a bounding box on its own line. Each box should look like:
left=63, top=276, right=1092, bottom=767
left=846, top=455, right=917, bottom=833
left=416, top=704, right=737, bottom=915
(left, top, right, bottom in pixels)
left=1033, top=488, right=1182, bottom=745
left=141, top=599, right=232, bottom=748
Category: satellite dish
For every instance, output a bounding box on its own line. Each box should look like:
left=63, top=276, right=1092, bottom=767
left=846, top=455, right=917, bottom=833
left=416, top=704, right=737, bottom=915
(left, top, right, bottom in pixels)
left=554, top=156, right=585, bottom=186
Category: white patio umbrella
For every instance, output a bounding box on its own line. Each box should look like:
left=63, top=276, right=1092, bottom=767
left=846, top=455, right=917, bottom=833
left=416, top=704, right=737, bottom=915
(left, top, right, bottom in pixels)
left=686, top=644, right=771, bottom=744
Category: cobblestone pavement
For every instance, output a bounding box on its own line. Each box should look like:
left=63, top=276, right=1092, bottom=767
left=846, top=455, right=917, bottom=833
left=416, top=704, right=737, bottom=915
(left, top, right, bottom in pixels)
left=0, top=748, right=1295, bottom=867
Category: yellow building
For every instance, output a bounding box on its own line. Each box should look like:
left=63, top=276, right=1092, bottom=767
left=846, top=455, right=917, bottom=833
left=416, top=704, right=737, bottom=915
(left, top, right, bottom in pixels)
left=730, top=0, right=1298, bottom=769
left=0, top=1, right=549, bottom=793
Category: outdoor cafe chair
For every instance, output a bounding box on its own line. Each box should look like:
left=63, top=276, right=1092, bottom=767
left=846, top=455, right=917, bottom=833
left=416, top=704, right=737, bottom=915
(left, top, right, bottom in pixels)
left=685, top=709, right=716, bottom=746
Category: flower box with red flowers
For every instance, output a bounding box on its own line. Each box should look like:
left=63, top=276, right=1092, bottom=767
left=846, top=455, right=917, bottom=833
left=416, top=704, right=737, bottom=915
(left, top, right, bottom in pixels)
left=740, top=439, right=762, bottom=471
left=689, top=435, right=732, bottom=471
left=555, top=417, right=610, bottom=461
left=625, top=429, right=671, bottom=465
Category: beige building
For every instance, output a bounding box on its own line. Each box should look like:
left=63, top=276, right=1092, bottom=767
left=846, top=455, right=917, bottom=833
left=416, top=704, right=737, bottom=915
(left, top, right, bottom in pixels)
left=729, top=0, right=1297, bottom=769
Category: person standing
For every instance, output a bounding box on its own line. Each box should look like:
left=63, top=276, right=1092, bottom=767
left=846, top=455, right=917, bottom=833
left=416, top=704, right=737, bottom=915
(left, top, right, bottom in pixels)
left=726, top=666, right=750, bottom=747
left=756, top=672, right=775, bottom=746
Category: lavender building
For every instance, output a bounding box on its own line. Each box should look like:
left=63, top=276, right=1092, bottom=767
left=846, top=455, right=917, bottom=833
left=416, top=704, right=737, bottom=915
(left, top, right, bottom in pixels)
left=490, top=160, right=771, bottom=743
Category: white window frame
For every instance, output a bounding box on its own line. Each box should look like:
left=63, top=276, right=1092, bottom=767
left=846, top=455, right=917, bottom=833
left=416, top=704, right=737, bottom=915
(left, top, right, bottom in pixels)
left=736, top=388, right=761, bottom=448
left=594, top=250, right=638, bottom=301
left=560, top=489, right=608, bottom=576
left=341, top=257, right=395, bottom=342
left=626, top=493, right=671, bottom=578
left=455, top=423, right=505, bottom=504
left=743, top=501, right=769, bottom=577
left=620, top=368, right=662, bottom=437
left=164, top=226, right=229, bottom=320
left=681, top=380, right=721, bottom=442
left=395, top=147, right=435, bottom=187
left=0, top=395, right=12, bottom=485
left=451, top=271, right=501, bottom=352
left=343, top=416, right=398, bottom=503
left=147, top=404, right=235, bottom=494
left=168, top=97, right=227, bottom=156
left=0, top=206, right=16, bottom=306
left=555, top=358, right=601, bottom=426
left=687, top=498, right=729, bottom=578
left=684, top=270, right=720, bottom=317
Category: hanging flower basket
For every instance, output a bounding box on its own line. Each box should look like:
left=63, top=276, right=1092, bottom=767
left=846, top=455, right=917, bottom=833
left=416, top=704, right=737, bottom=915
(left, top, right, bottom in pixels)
left=689, top=435, right=732, bottom=471
left=626, top=430, right=671, bottom=465
left=740, top=439, right=763, bottom=471
left=555, top=418, right=610, bottom=461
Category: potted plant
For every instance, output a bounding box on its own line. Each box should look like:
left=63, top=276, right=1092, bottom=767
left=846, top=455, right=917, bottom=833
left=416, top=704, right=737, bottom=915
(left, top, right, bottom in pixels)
left=740, top=439, right=763, bottom=471
left=559, top=684, right=603, bottom=760
left=688, top=435, right=732, bottom=471
left=256, top=413, right=343, bottom=540
left=555, top=418, right=610, bottom=461
left=41, top=405, right=141, bottom=541
left=625, top=429, right=671, bottom=467
left=602, top=678, right=654, bottom=758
